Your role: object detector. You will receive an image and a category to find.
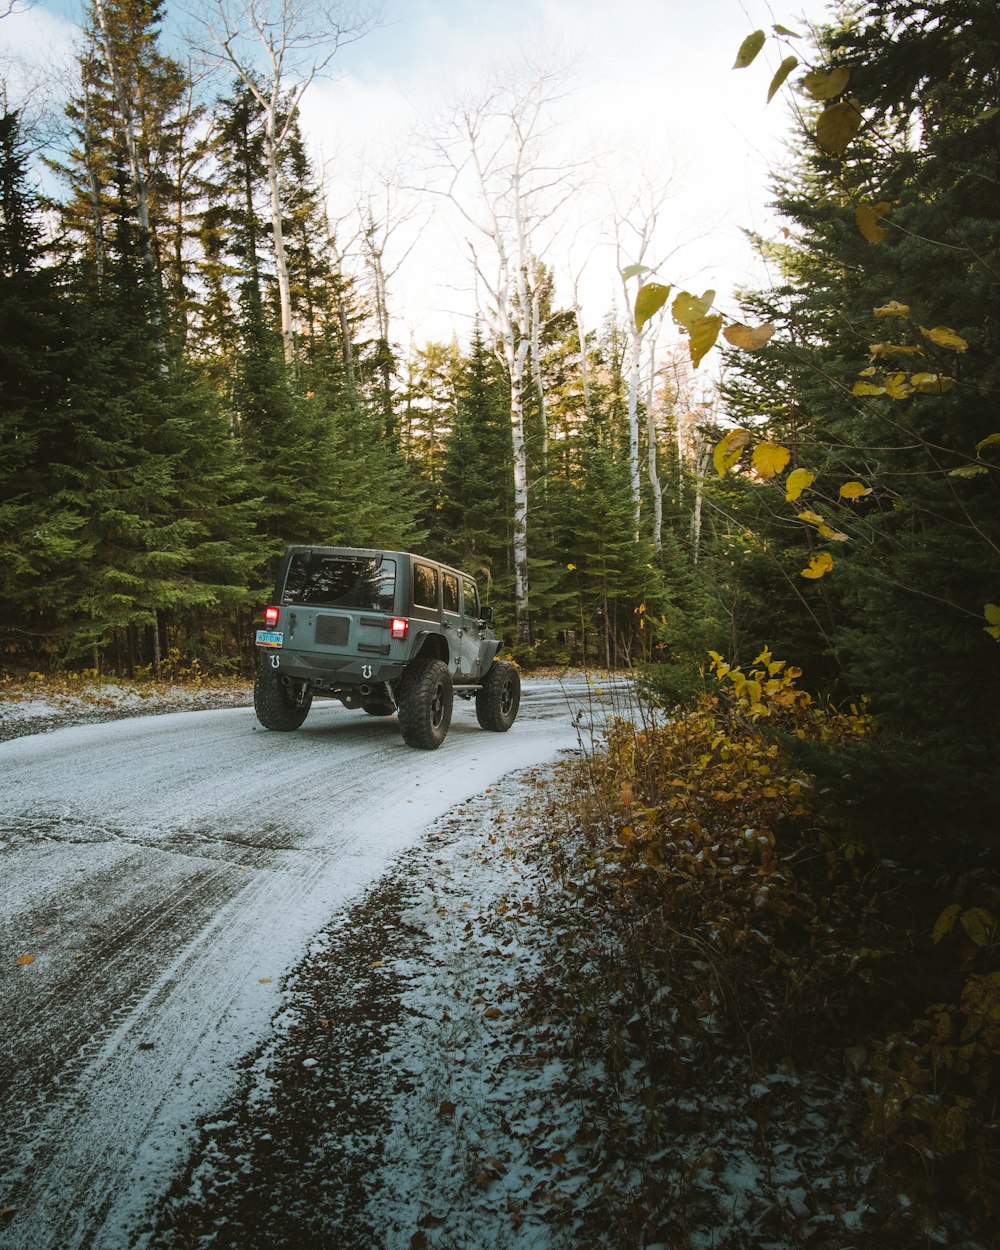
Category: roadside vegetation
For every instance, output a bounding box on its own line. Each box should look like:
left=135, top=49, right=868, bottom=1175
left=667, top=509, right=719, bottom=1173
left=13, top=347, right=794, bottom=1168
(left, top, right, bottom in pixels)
left=2, top=1, right=997, bottom=1240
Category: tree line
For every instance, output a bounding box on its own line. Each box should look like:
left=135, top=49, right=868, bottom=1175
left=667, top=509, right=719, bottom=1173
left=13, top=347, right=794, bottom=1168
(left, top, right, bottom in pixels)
left=2, top=0, right=997, bottom=841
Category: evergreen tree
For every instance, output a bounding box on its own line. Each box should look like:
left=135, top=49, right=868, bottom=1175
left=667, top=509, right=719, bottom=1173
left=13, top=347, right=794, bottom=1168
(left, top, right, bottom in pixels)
left=721, top=0, right=1000, bottom=847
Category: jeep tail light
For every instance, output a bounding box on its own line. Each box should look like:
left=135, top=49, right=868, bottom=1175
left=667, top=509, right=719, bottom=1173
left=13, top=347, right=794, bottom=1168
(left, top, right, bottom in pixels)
left=390, top=617, right=409, bottom=641
left=264, top=606, right=280, bottom=627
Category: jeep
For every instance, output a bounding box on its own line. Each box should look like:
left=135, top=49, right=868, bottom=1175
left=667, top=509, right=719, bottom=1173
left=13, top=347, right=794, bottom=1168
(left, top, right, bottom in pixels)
left=253, top=545, right=520, bottom=749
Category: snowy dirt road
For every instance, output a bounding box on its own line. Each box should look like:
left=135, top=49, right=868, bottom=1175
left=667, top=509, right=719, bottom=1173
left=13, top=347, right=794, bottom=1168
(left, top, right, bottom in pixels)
left=0, top=677, right=625, bottom=1250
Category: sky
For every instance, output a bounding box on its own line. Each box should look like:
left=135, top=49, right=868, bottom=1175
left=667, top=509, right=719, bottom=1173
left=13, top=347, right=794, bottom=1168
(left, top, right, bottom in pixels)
left=3, top=0, right=834, bottom=346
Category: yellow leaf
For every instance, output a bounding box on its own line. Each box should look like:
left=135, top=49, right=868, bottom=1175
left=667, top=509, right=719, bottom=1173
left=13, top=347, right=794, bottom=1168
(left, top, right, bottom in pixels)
left=920, top=325, right=968, bottom=351
left=873, top=300, right=910, bottom=317
left=852, top=381, right=886, bottom=396
left=985, top=604, right=1000, bottom=640
left=868, top=342, right=923, bottom=357
left=933, top=903, right=961, bottom=944
left=723, top=321, right=775, bottom=350
left=713, top=428, right=752, bottom=476
left=802, top=65, right=851, bottom=100
left=767, top=56, right=799, bottom=103
left=672, top=289, right=715, bottom=330
left=752, top=442, right=791, bottom=480
left=689, top=312, right=723, bottom=368
left=839, top=481, right=871, bottom=500
left=960, top=907, right=994, bottom=947
left=785, top=468, right=815, bottom=501
left=733, top=30, right=766, bottom=69
left=817, top=524, right=849, bottom=541
left=883, top=372, right=912, bottom=399
left=773, top=24, right=801, bottom=38
left=797, top=510, right=826, bottom=527
left=817, top=99, right=862, bottom=153
left=976, top=434, right=1000, bottom=455
left=855, top=201, right=891, bottom=243
left=634, top=282, right=672, bottom=333
left=801, top=551, right=834, bottom=579
left=16, top=954, right=36, bottom=966
left=910, top=372, right=955, bottom=394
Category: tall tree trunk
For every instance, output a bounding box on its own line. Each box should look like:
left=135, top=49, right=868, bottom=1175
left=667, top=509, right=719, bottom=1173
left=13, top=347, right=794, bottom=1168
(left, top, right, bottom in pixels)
left=93, top=0, right=159, bottom=309
left=645, top=342, right=662, bottom=551
left=262, top=121, right=295, bottom=365
left=81, top=86, right=106, bottom=286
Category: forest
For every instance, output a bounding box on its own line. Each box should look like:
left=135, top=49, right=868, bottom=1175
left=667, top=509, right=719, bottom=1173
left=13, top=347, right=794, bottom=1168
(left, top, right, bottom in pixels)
left=2, top=0, right=998, bottom=1239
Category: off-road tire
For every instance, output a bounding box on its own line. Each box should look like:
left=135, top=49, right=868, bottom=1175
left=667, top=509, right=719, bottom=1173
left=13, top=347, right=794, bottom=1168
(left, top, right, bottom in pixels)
left=476, top=661, right=520, bottom=732
left=254, top=659, right=313, bottom=730
left=362, top=699, right=396, bottom=716
left=398, top=659, right=453, bottom=750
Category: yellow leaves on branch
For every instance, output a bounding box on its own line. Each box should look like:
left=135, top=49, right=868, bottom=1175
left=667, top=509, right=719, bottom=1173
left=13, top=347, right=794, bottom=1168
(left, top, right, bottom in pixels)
left=733, top=30, right=766, bottom=69
left=817, top=99, right=862, bottom=154
left=767, top=56, right=799, bottom=104
left=839, top=481, right=872, bottom=500
left=633, top=282, right=672, bottom=333
left=802, top=551, right=834, bottom=579
left=752, top=442, right=790, bottom=480
left=985, top=604, right=1000, bottom=642
left=713, top=428, right=752, bottom=476
left=724, top=321, right=775, bottom=350
left=920, top=324, right=969, bottom=352
left=632, top=280, right=774, bottom=368
left=874, top=300, right=910, bottom=318
left=785, top=468, right=815, bottom=501
left=802, top=65, right=851, bottom=100
left=856, top=201, right=892, bottom=244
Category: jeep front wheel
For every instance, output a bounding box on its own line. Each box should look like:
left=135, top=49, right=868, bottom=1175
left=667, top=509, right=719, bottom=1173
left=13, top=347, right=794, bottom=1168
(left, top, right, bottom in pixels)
left=476, top=661, right=520, bottom=732
left=254, top=658, right=313, bottom=730
left=398, top=659, right=453, bottom=749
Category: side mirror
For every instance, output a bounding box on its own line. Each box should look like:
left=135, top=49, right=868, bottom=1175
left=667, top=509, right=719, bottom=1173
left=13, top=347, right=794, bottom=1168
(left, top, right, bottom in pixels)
left=479, top=605, right=494, bottom=624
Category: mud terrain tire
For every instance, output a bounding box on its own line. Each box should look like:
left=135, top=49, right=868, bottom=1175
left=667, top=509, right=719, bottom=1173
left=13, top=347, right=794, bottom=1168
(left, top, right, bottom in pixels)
left=254, top=659, right=313, bottom=730
left=398, top=659, right=453, bottom=750
left=475, top=661, right=520, bottom=732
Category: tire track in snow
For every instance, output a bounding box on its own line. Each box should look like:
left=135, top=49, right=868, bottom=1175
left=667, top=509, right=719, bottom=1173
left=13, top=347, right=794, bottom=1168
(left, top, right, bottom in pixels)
left=0, top=680, right=618, bottom=1250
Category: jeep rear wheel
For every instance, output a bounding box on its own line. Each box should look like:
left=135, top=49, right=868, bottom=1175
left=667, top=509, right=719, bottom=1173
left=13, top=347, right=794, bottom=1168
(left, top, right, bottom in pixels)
left=476, top=661, right=520, bottom=732
left=254, top=658, right=313, bottom=730
left=398, top=659, right=453, bottom=749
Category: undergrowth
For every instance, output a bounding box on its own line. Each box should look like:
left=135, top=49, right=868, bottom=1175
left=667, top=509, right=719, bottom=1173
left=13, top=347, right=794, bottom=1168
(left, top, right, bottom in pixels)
left=534, top=652, right=998, bottom=1247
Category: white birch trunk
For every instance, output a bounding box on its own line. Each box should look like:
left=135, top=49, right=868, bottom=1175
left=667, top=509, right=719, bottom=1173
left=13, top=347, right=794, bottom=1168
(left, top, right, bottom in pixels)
left=626, top=331, right=642, bottom=539
left=645, top=340, right=663, bottom=551
left=262, top=119, right=295, bottom=365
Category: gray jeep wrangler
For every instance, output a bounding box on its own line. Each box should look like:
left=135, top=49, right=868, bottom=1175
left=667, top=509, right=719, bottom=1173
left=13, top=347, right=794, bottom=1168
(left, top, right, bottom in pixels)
left=253, top=545, right=520, bottom=750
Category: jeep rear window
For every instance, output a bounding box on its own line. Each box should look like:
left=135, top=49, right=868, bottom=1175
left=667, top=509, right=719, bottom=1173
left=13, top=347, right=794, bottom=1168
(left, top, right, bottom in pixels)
left=281, top=553, right=396, bottom=611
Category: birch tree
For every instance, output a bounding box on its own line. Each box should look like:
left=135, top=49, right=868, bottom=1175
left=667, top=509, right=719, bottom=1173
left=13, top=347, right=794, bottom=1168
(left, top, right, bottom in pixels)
left=614, top=179, right=676, bottom=540
left=426, top=64, right=575, bottom=643
left=194, top=0, right=377, bottom=366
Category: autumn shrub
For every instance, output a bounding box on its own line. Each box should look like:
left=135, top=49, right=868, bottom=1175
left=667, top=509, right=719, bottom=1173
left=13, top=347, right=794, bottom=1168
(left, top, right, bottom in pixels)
left=549, top=649, right=999, bottom=1242
left=568, top=650, right=882, bottom=1068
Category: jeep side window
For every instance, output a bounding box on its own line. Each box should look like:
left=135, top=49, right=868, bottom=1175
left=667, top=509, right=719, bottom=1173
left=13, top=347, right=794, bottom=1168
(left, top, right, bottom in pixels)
left=442, top=573, right=460, bottom=615
left=413, top=562, right=438, bottom=609
left=461, top=575, right=479, bottom=618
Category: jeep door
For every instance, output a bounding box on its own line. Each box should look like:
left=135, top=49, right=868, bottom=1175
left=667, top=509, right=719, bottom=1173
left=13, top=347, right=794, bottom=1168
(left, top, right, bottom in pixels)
left=456, top=574, right=485, bottom=678
left=441, top=571, right=465, bottom=675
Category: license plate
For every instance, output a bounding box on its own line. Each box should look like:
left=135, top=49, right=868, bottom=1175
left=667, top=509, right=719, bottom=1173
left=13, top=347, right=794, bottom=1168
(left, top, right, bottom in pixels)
left=256, top=630, right=283, bottom=647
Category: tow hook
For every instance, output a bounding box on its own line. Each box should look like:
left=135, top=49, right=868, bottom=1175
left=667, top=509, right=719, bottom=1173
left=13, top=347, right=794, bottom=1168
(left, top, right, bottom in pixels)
left=270, top=653, right=280, bottom=669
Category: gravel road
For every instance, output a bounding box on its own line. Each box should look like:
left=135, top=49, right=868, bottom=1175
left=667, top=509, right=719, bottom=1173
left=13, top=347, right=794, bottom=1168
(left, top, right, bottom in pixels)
left=0, top=678, right=625, bottom=1250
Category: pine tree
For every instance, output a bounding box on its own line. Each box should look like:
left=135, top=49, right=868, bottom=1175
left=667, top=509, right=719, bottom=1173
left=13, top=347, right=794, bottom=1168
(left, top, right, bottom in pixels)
left=721, top=0, right=1000, bottom=847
